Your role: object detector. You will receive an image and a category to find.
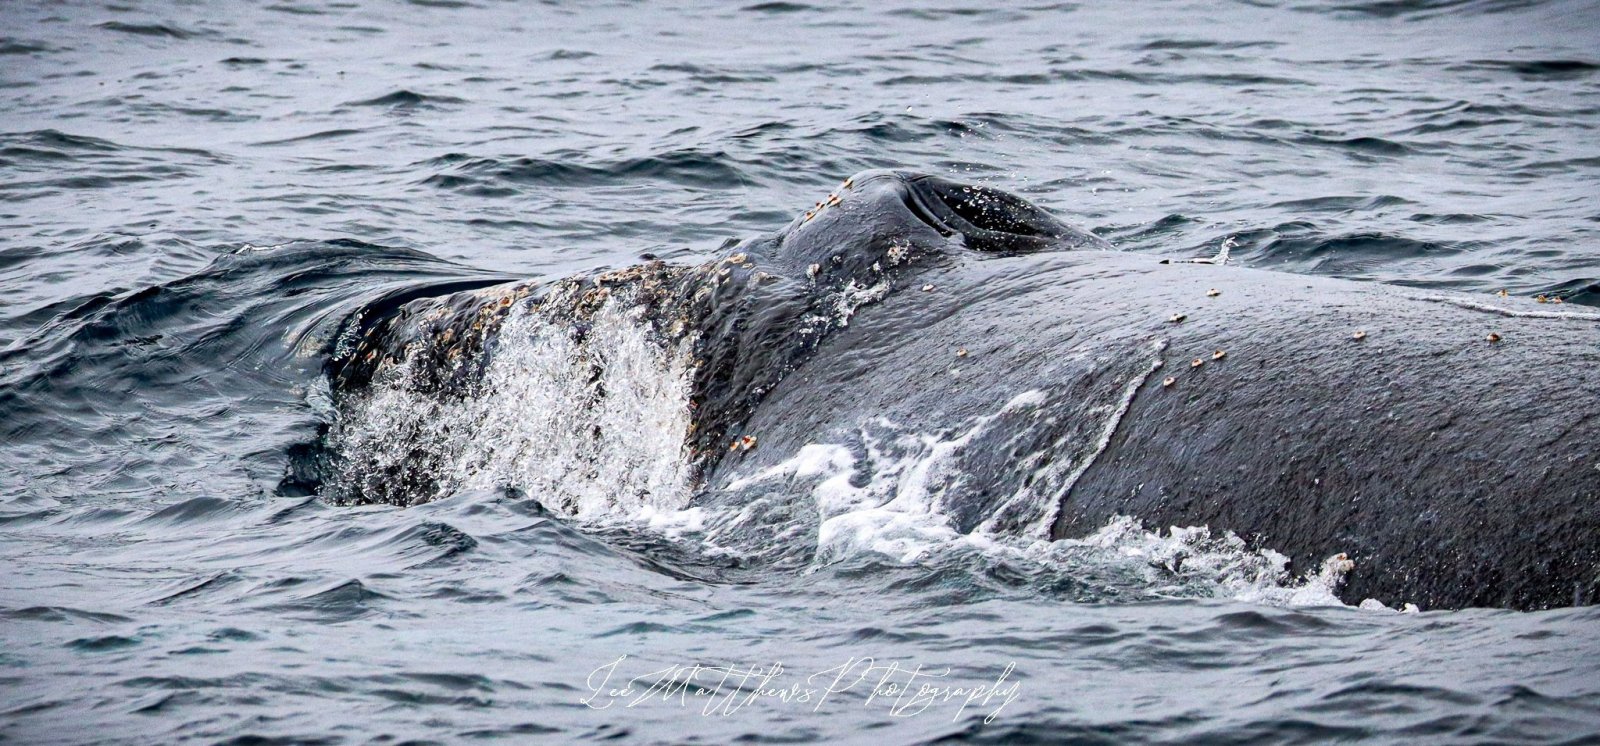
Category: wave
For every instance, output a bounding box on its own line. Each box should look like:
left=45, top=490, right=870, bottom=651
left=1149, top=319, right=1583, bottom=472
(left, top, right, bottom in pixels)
left=0, top=240, right=513, bottom=502
left=1314, top=0, right=1554, bottom=19
left=95, top=21, right=205, bottom=39
left=419, top=148, right=749, bottom=194
left=0, top=130, right=226, bottom=200
left=342, top=90, right=468, bottom=109
left=250, top=128, right=366, bottom=147
left=741, top=1, right=817, bottom=12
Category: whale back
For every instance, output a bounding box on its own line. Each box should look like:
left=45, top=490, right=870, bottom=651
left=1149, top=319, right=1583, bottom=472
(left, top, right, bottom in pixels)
left=702, top=246, right=1600, bottom=610
left=311, top=171, right=1100, bottom=508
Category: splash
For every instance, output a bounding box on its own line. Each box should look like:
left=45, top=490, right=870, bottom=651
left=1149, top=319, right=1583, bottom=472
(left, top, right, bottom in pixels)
left=1067, top=516, right=1359, bottom=608
left=325, top=296, right=696, bottom=518
left=642, top=391, right=1407, bottom=610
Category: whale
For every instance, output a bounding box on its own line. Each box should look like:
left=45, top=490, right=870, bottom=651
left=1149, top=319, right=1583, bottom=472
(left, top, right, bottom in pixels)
left=313, top=169, right=1600, bottom=611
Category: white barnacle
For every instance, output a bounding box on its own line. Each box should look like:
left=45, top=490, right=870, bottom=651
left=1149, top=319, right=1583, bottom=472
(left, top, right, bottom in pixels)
left=886, top=242, right=910, bottom=265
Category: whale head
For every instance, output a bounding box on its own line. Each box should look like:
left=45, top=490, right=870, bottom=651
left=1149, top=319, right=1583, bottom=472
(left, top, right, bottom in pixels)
left=679, top=170, right=1106, bottom=471
left=746, top=169, right=1108, bottom=289
left=309, top=170, right=1106, bottom=506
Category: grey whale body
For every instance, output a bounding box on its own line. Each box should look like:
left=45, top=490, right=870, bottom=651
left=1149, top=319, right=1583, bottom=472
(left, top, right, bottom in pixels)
left=320, top=170, right=1600, bottom=611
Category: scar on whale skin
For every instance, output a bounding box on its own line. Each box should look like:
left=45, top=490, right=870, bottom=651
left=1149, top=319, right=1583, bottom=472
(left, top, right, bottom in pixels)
left=309, top=169, right=1600, bottom=611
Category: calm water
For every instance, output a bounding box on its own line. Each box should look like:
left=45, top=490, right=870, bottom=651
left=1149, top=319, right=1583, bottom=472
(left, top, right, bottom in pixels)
left=3, top=1, right=1600, bottom=743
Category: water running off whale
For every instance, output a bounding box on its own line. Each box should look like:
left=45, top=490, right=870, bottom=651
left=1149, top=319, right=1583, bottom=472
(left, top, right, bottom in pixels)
left=305, top=170, right=1600, bottom=612
left=327, top=295, right=698, bottom=516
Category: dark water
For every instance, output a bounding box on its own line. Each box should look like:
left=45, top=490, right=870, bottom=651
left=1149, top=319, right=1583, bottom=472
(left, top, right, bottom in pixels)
left=4, top=1, right=1600, bottom=743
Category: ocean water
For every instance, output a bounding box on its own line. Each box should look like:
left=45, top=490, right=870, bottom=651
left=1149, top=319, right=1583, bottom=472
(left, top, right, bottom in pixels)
left=4, top=0, right=1600, bottom=743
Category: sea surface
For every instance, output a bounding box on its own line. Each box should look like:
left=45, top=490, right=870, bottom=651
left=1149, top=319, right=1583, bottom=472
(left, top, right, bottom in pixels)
left=3, top=0, right=1600, bottom=743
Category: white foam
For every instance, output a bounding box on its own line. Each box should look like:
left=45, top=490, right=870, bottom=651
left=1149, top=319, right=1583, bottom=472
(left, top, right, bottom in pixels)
left=1040, top=515, right=1401, bottom=609
left=236, top=241, right=291, bottom=253
left=1418, top=295, right=1600, bottom=321
left=670, top=391, right=1406, bottom=610
left=631, top=504, right=708, bottom=538
left=333, top=300, right=1411, bottom=610
left=328, top=295, right=695, bottom=518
